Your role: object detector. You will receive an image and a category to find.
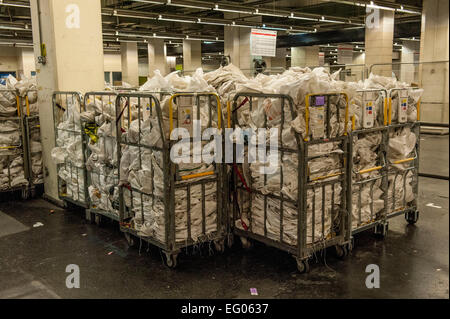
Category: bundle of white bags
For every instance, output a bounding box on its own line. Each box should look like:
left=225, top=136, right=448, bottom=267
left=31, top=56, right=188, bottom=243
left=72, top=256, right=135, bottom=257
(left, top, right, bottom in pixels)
left=0, top=75, right=38, bottom=190
left=120, top=72, right=219, bottom=242
left=82, top=95, right=120, bottom=214
left=51, top=96, right=86, bottom=202
left=201, top=65, right=422, bottom=242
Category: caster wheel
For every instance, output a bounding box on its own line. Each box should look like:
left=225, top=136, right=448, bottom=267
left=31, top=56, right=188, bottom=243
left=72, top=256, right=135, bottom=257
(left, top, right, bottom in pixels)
left=214, top=240, right=225, bottom=253
left=335, top=244, right=348, bottom=259
left=94, top=214, right=102, bottom=226
left=405, top=211, right=419, bottom=225
left=124, top=232, right=135, bottom=247
left=296, top=259, right=310, bottom=273
left=240, top=237, right=252, bottom=250
left=374, top=222, right=389, bottom=238
left=164, top=252, right=178, bottom=268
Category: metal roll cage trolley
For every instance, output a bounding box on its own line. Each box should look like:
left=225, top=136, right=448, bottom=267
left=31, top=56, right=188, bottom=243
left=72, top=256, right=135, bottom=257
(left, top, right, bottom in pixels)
left=230, top=92, right=352, bottom=273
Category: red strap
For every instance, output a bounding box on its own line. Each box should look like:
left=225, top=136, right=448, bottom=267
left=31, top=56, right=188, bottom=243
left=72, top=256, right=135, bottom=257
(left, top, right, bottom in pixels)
left=232, top=97, right=249, bottom=113
left=240, top=219, right=248, bottom=231
left=233, top=163, right=251, bottom=193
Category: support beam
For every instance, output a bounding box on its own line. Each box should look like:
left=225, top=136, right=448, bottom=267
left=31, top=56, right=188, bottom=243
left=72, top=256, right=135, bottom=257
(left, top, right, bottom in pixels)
left=291, top=46, right=319, bottom=67
left=30, top=0, right=104, bottom=201
left=182, top=39, right=201, bottom=73
left=121, top=42, right=139, bottom=86
left=365, top=8, right=395, bottom=76
left=419, top=0, right=449, bottom=124
left=148, top=38, right=168, bottom=76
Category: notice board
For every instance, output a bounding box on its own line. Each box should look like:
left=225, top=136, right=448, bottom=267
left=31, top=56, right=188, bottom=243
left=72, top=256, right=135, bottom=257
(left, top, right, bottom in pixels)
left=250, top=29, right=277, bottom=57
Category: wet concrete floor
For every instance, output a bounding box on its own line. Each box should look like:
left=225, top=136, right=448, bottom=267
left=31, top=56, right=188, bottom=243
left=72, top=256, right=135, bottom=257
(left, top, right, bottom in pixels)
left=0, top=134, right=448, bottom=299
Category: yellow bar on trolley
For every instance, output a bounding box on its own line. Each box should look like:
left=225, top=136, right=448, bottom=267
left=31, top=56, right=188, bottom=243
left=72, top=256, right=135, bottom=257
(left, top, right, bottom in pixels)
left=417, top=98, right=421, bottom=121
left=16, top=96, right=20, bottom=117
left=181, top=171, right=214, bottom=180
left=358, top=166, right=382, bottom=174
left=393, top=157, right=415, bottom=164
left=0, top=146, right=19, bottom=149
left=310, top=172, right=343, bottom=182
left=383, top=97, right=388, bottom=126
left=26, top=95, right=30, bottom=116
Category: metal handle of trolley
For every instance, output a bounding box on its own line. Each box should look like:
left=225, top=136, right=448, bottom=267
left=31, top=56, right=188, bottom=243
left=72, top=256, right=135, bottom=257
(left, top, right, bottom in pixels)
left=390, top=148, right=418, bottom=165
left=168, top=92, right=222, bottom=181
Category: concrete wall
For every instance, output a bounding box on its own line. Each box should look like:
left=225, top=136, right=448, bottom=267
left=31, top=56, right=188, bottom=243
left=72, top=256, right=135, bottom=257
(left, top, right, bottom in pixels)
left=0, top=47, right=20, bottom=72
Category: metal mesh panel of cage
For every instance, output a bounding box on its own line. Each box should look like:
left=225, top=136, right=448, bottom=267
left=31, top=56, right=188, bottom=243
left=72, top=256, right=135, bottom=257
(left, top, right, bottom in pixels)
left=386, top=88, right=420, bottom=224
left=82, top=92, right=121, bottom=222
left=0, top=89, right=29, bottom=198
left=348, top=89, right=389, bottom=235
left=21, top=90, right=44, bottom=194
left=230, top=92, right=351, bottom=272
left=116, top=92, right=226, bottom=267
left=52, top=91, right=88, bottom=207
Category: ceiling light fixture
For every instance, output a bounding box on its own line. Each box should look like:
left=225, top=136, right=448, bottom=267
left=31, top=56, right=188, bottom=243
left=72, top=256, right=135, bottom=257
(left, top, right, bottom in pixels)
left=289, top=13, right=317, bottom=21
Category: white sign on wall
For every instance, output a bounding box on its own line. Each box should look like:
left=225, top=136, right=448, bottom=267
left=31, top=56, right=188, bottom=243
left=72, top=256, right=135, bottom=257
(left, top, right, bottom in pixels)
left=250, top=29, right=277, bottom=57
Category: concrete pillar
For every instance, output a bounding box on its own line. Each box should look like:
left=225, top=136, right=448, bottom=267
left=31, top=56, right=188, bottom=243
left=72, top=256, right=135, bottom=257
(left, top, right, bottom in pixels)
left=121, top=42, right=139, bottom=86
left=419, top=0, right=449, bottom=123
left=182, top=40, right=202, bottom=73
left=224, top=13, right=261, bottom=74
left=148, top=38, right=168, bottom=76
left=270, top=47, right=287, bottom=70
left=224, top=25, right=240, bottom=68
left=400, top=40, right=420, bottom=84
left=365, top=9, right=394, bottom=76
left=17, top=48, right=36, bottom=79
left=291, top=46, right=319, bottom=67
left=30, top=0, right=104, bottom=201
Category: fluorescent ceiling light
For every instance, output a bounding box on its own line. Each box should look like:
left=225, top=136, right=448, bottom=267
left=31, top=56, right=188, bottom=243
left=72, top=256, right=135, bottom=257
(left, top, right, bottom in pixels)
left=200, top=21, right=227, bottom=26
left=0, top=25, right=31, bottom=31
left=214, top=5, right=252, bottom=14
left=397, top=8, right=421, bottom=14
left=168, top=3, right=210, bottom=10
left=356, top=2, right=396, bottom=12
left=132, top=0, right=164, bottom=4
left=0, top=2, right=30, bottom=8
left=289, top=13, right=317, bottom=21
left=258, top=12, right=287, bottom=18
left=320, top=16, right=345, bottom=23
left=263, top=26, right=286, bottom=31
left=159, top=17, right=196, bottom=23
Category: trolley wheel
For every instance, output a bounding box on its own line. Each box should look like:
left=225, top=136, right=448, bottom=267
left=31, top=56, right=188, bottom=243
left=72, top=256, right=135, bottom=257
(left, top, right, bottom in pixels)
left=405, top=210, right=419, bottom=225
left=374, top=221, right=389, bottom=237
left=30, top=188, right=36, bottom=198
left=214, top=239, right=225, bottom=253
left=124, top=232, right=136, bottom=247
left=164, top=252, right=178, bottom=269
left=94, top=214, right=102, bottom=226
left=334, top=244, right=348, bottom=259
left=296, top=258, right=310, bottom=274
left=240, top=237, right=252, bottom=250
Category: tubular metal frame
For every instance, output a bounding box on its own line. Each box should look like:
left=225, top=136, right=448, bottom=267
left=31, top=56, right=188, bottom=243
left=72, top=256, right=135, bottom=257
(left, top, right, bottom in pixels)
left=348, top=89, right=389, bottom=235
left=230, top=92, right=351, bottom=272
left=52, top=91, right=89, bottom=208
left=83, top=91, right=121, bottom=223
left=116, top=92, right=226, bottom=267
left=0, top=88, right=29, bottom=198
left=386, top=88, right=420, bottom=223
